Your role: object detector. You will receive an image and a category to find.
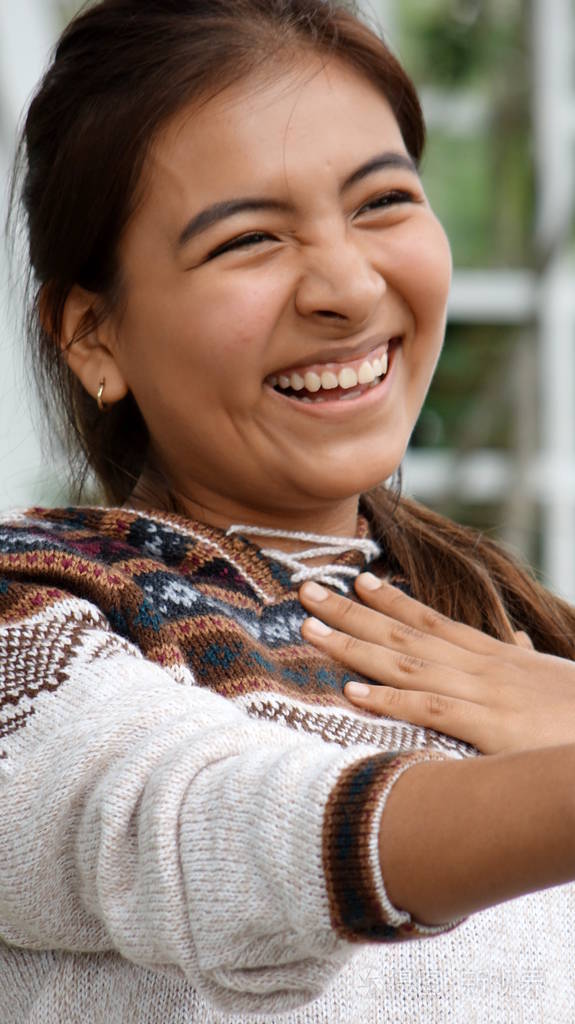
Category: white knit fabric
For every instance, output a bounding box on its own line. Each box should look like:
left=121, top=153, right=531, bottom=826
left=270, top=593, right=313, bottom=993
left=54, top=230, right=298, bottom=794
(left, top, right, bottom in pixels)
left=1, top=589, right=575, bottom=1021
left=0, top=599, right=450, bottom=1020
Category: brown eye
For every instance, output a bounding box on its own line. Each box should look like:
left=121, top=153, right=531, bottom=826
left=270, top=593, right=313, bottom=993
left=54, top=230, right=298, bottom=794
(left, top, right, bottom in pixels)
left=206, top=231, right=276, bottom=261
left=357, top=190, right=415, bottom=215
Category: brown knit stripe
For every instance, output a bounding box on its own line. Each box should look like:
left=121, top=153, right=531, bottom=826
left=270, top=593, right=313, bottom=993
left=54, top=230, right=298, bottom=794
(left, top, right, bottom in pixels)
left=0, top=704, right=34, bottom=741
left=0, top=578, right=66, bottom=622
left=29, top=506, right=131, bottom=538
left=322, top=751, right=445, bottom=942
left=0, top=550, right=126, bottom=589
left=244, top=694, right=422, bottom=750
left=195, top=584, right=262, bottom=612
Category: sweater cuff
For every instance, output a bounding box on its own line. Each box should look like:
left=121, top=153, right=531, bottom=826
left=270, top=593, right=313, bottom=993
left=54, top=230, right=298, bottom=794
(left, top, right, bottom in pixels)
left=322, top=750, right=465, bottom=942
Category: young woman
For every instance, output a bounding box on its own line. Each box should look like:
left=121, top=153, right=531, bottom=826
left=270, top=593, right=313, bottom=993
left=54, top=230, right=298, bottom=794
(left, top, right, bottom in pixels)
left=2, top=1, right=575, bottom=1021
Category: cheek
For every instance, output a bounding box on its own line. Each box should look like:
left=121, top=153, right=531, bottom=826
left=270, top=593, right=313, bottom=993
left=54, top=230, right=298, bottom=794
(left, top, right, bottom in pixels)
left=117, top=274, right=285, bottom=410
left=389, top=221, right=452, bottom=333
left=196, top=283, right=280, bottom=361
left=169, top=270, right=289, bottom=367
left=389, top=223, right=451, bottom=403
left=412, top=223, right=452, bottom=324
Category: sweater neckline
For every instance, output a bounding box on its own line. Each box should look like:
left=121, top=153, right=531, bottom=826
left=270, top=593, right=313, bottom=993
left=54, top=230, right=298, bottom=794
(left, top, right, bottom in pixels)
left=225, top=521, right=381, bottom=594
left=26, top=504, right=382, bottom=604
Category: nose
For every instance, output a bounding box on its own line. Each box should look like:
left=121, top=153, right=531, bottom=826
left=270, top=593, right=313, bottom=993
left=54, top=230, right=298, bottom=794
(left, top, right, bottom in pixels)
left=294, top=234, right=386, bottom=326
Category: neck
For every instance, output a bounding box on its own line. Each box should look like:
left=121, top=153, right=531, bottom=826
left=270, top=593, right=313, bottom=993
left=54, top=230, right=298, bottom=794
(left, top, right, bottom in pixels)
left=126, top=470, right=363, bottom=557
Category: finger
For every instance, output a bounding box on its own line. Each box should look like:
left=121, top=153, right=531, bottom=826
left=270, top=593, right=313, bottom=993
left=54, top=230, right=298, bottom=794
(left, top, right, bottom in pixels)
left=299, top=580, right=481, bottom=674
left=343, top=680, right=490, bottom=752
left=301, top=615, right=479, bottom=703
left=514, top=630, right=534, bottom=650
left=354, top=573, right=505, bottom=657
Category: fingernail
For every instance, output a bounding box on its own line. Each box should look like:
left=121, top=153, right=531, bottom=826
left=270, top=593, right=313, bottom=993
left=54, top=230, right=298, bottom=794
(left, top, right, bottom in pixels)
left=356, top=572, right=382, bottom=591
left=301, top=582, right=329, bottom=602
left=346, top=681, right=370, bottom=698
left=305, top=617, right=332, bottom=637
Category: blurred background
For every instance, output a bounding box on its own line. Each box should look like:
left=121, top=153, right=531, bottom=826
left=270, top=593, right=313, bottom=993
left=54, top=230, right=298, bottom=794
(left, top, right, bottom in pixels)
left=1, top=0, right=574, bottom=598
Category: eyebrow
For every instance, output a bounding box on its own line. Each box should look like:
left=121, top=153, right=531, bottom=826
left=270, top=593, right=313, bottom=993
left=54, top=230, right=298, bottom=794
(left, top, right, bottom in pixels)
left=177, top=150, right=418, bottom=248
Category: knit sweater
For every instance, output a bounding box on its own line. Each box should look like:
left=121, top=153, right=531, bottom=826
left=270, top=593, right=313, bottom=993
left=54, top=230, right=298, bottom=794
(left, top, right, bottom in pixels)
left=0, top=505, right=573, bottom=1024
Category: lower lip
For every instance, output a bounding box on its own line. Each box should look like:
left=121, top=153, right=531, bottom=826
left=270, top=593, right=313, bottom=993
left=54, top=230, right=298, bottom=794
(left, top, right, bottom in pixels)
left=264, top=343, right=399, bottom=417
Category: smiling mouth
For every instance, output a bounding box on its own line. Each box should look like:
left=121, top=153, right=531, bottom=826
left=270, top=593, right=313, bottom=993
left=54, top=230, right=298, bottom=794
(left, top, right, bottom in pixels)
left=266, top=338, right=401, bottom=404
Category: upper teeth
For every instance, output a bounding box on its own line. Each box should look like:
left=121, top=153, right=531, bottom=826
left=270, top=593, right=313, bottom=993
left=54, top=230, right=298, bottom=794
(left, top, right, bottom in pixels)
left=271, top=350, right=388, bottom=393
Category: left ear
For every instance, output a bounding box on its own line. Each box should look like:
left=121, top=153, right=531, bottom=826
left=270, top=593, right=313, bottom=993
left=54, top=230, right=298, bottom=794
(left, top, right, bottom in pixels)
left=59, top=285, right=129, bottom=406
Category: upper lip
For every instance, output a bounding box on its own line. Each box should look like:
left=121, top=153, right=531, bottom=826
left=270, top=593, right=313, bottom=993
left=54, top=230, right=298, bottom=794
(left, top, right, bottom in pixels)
left=267, top=332, right=401, bottom=378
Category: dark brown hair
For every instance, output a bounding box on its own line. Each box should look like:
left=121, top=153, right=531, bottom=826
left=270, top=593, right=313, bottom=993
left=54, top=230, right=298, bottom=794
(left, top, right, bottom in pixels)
left=12, top=0, right=575, bottom=655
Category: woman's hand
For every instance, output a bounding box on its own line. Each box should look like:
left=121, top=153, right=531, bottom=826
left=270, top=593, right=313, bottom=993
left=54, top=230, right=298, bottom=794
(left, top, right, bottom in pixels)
left=299, top=573, right=575, bottom=755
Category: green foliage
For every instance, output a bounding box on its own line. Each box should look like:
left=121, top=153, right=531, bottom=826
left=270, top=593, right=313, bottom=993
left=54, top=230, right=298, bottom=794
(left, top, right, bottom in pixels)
left=399, top=0, right=533, bottom=269
left=400, top=0, right=525, bottom=88
left=421, top=122, right=534, bottom=269
left=412, top=324, right=520, bottom=451
left=398, top=0, right=541, bottom=562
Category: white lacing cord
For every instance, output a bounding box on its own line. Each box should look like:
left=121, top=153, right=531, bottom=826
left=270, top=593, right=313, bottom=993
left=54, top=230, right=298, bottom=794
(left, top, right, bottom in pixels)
left=225, top=524, right=381, bottom=593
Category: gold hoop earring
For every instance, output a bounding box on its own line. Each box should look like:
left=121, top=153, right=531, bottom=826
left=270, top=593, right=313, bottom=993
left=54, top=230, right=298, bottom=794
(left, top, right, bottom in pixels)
left=96, top=379, right=107, bottom=412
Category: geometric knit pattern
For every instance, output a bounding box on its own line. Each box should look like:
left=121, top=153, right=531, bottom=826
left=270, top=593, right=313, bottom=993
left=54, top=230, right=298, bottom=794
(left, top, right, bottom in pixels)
left=0, top=506, right=476, bottom=757
left=3, top=506, right=573, bottom=1022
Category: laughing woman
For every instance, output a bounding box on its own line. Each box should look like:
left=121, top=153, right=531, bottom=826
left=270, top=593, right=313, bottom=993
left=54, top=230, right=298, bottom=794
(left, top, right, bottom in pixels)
left=2, top=1, right=575, bottom=1022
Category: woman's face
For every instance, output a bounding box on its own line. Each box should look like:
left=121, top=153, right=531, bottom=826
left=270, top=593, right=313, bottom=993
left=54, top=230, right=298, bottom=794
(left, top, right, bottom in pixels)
left=103, top=56, right=452, bottom=524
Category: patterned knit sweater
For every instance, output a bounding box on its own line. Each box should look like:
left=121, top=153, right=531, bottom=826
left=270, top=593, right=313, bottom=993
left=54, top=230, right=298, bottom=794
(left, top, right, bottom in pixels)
left=0, top=506, right=573, bottom=1024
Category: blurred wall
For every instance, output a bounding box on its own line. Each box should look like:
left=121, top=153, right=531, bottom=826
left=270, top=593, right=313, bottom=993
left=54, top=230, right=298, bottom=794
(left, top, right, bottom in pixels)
left=0, top=0, right=61, bottom=508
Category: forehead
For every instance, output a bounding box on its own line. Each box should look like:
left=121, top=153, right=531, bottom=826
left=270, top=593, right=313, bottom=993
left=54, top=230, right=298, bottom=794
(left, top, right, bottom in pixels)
left=144, top=57, right=407, bottom=209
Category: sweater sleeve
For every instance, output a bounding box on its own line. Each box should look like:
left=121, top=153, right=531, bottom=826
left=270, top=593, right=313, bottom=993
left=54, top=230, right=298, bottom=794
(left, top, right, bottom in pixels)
left=0, top=589, right=460, bottom=1015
